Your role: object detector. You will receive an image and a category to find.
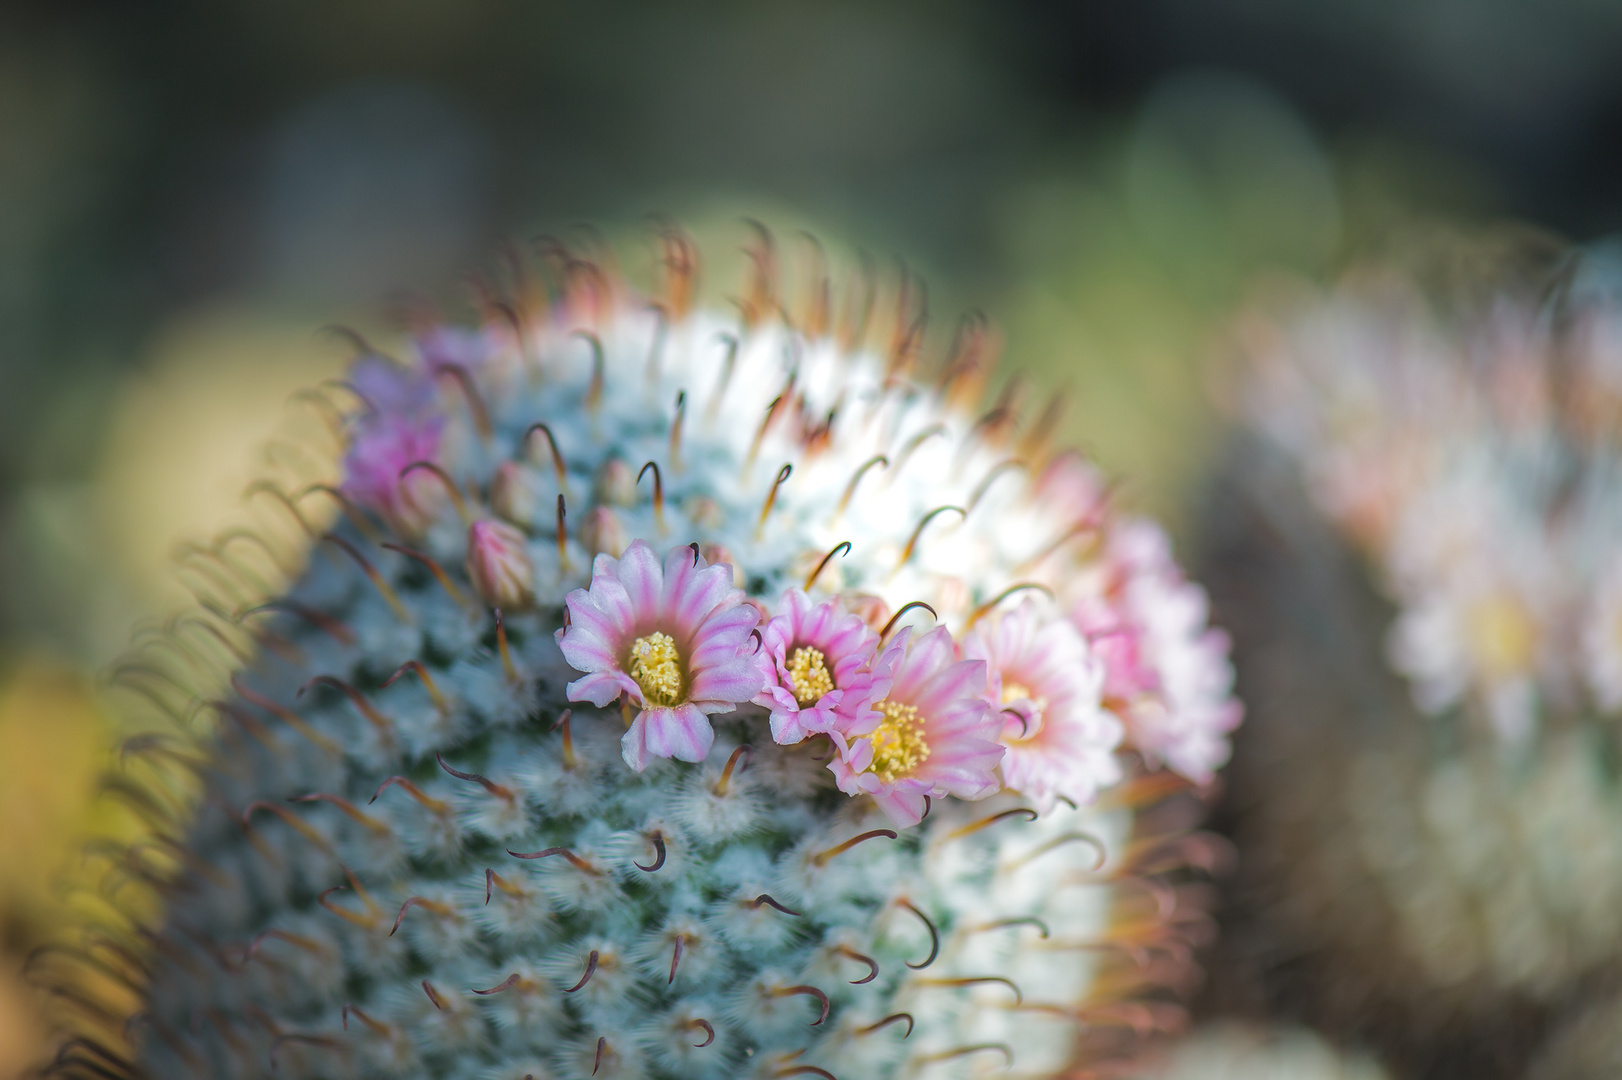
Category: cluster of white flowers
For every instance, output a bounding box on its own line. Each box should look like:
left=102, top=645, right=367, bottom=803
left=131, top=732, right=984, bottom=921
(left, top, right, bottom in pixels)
left=1242, top=269, right=1622, bottom=743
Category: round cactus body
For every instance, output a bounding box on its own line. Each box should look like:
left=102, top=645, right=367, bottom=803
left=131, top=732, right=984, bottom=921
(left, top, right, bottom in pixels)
left=35, top=231, right=1240, bottom=1080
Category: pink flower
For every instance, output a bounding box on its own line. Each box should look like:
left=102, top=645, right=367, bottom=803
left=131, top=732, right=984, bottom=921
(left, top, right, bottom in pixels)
left=962, top=600, right=1123, bottom=811
left=754, top=589, right=890, bottom=746
left=1070, top=519, right=1241, bottom=785
left=350, top=355, right=438, bottom=416
left=415, top=326, right=493, bottom=373
left=556, top=541, right=763, bottom=771
left=828, top=627, right=1005, bottom=828
left=341, top=412, right=447, bottom=535
left=1033, top=451, right=1111, bottom=525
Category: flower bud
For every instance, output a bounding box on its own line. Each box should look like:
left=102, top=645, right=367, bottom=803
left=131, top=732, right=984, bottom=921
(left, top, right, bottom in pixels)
left=579, top=505, right=627, bottom=558
left=489, top=461, right=537, bottom=528
left=684, top=495, right=724, bottom=530
left=592, top=456, right=637, bottom=506
left=392, top=469, right=447, bottom=539
left=699, top=543, right=745, bottom=588
left=466, top=519, right=535, bottom=610
left=844, top=593, right=891, bottom=633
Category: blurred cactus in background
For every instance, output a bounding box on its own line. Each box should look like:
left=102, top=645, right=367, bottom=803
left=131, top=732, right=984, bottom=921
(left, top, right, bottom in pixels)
left=1142, top=1022, right=1391, bottom=1080
left=1525, top=985, right=1622, bottom=1080
left=28, top=228, right=1241, bottom=1079
left=1198, top=237, right=1622, bottom=1077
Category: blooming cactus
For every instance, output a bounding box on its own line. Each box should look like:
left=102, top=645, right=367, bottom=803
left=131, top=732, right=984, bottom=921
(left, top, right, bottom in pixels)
left=1140, top=1023, right=1392, bottom=1080
left=35, top=229, right=1240, bottom=1080
left=1207, top=250, right=1622, bottom=1072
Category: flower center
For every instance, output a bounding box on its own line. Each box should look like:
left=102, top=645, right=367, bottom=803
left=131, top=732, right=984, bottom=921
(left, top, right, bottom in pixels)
left=1467, top=595, right=1535, bottom=680
left=1001, top=681, right=1033, bottom=703
left=629, top=631, right=685, bottom=707
left=864, top=700, right=930, bottom=783
left=999, top=677, right=1051, bottom=736
left=786, top=646, right=835, bottom=705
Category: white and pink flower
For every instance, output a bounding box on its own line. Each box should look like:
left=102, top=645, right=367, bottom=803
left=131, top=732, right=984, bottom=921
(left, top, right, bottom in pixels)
left=828, top=627, right=1005, bottom=828
left=556, top=541, right=763, bottom=771
left=754, top=589, right=890, bottom=746
left=963, top=599, right=1123, bottom=812
left=1071, top=518, right=1241, bottom=785
left=1032, top=451, right=1111, bottom=526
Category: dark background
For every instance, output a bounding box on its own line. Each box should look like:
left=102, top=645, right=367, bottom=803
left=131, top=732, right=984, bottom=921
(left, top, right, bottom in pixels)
left=8, top=0, right=1622, bottom=495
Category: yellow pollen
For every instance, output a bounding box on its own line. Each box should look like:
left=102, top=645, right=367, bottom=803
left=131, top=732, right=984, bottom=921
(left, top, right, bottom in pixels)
left=864, top=700, right=930, bottom=783
left=629, top=631, right=685, bottom=707
left=786, top=646, right=835, bottom=705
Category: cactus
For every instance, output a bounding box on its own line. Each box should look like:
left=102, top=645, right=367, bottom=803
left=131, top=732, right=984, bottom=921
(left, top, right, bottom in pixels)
left=33, top=228, right=1240, bottom=1080
left=1525, top=987, right=1622, bottom=1079
left=1201, top=247, right=1622, bottom=1074
left=1140, top=1023, right=1391, bottom=1080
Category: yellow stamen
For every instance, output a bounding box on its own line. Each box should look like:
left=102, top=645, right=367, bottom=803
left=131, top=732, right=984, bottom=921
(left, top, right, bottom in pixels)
left=1000, top=681, right=1047, bottom=716
left=865, top=700, right=930, bottom=783
left=786, top=646, right=835, bottom=705
left=629, top=632, right=685, bottom=707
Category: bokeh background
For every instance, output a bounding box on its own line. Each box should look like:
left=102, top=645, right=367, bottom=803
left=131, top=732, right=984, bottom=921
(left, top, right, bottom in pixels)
left=6, top=0, right=1622, bottom=1072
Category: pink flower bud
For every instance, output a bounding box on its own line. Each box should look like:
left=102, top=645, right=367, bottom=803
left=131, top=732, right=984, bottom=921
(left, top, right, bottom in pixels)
left=592, top=457, right=637, bottom=506
left=699, top=544, right=744, bottom=588
left=393, top=467, right=448, bottom=539
left=489, top=461, right=537, bottom=527
left=466, top=519, right=535, bottom=610
left=684, top=495, right=724, bottom=529
left=579, top=505, right=627, bottom=558
left=844, top=593, right=891, bottom=634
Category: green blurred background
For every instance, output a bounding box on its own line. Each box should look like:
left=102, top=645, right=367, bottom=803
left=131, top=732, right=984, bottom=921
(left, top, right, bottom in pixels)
left=4, top=0, right=1622, bottom=1069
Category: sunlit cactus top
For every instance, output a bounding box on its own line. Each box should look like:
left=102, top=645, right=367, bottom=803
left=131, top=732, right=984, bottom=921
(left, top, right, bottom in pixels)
left=38, top=226, right=1240, bottom=1080
left=1239, top=258, right=1622, bottom=744
left=331, top=229, right=1240, bottom=802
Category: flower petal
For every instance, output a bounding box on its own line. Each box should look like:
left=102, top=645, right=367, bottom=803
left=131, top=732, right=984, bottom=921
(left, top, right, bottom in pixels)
left=566, top=670, right=638, bottom=708
left=624, top=702, right=715, bottom=769
left=688, top=657, right=765, bottom=708
left=615, top=540, right=665, bottom=618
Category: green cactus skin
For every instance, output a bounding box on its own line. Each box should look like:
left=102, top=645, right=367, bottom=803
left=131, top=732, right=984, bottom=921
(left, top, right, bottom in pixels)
left=31, top=230, right=1231, bottom=1080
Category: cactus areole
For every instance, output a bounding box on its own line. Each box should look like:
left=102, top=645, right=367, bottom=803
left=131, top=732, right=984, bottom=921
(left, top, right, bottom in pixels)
left=42, top=230, right=1240, bottom=1080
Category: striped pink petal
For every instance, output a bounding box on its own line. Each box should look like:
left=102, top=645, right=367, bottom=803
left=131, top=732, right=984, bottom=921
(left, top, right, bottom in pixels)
left=556, top=540, right=762, bottom=772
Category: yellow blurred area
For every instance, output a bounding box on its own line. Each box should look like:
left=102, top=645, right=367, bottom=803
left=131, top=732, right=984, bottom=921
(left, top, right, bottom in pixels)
left=0, top=661, right=121, bottom=1075
left=0, top=969, right=43, bottom=1080
left=0, top=306, right=355, bottom=1070
left=95, top=306, right=353, bottom=614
